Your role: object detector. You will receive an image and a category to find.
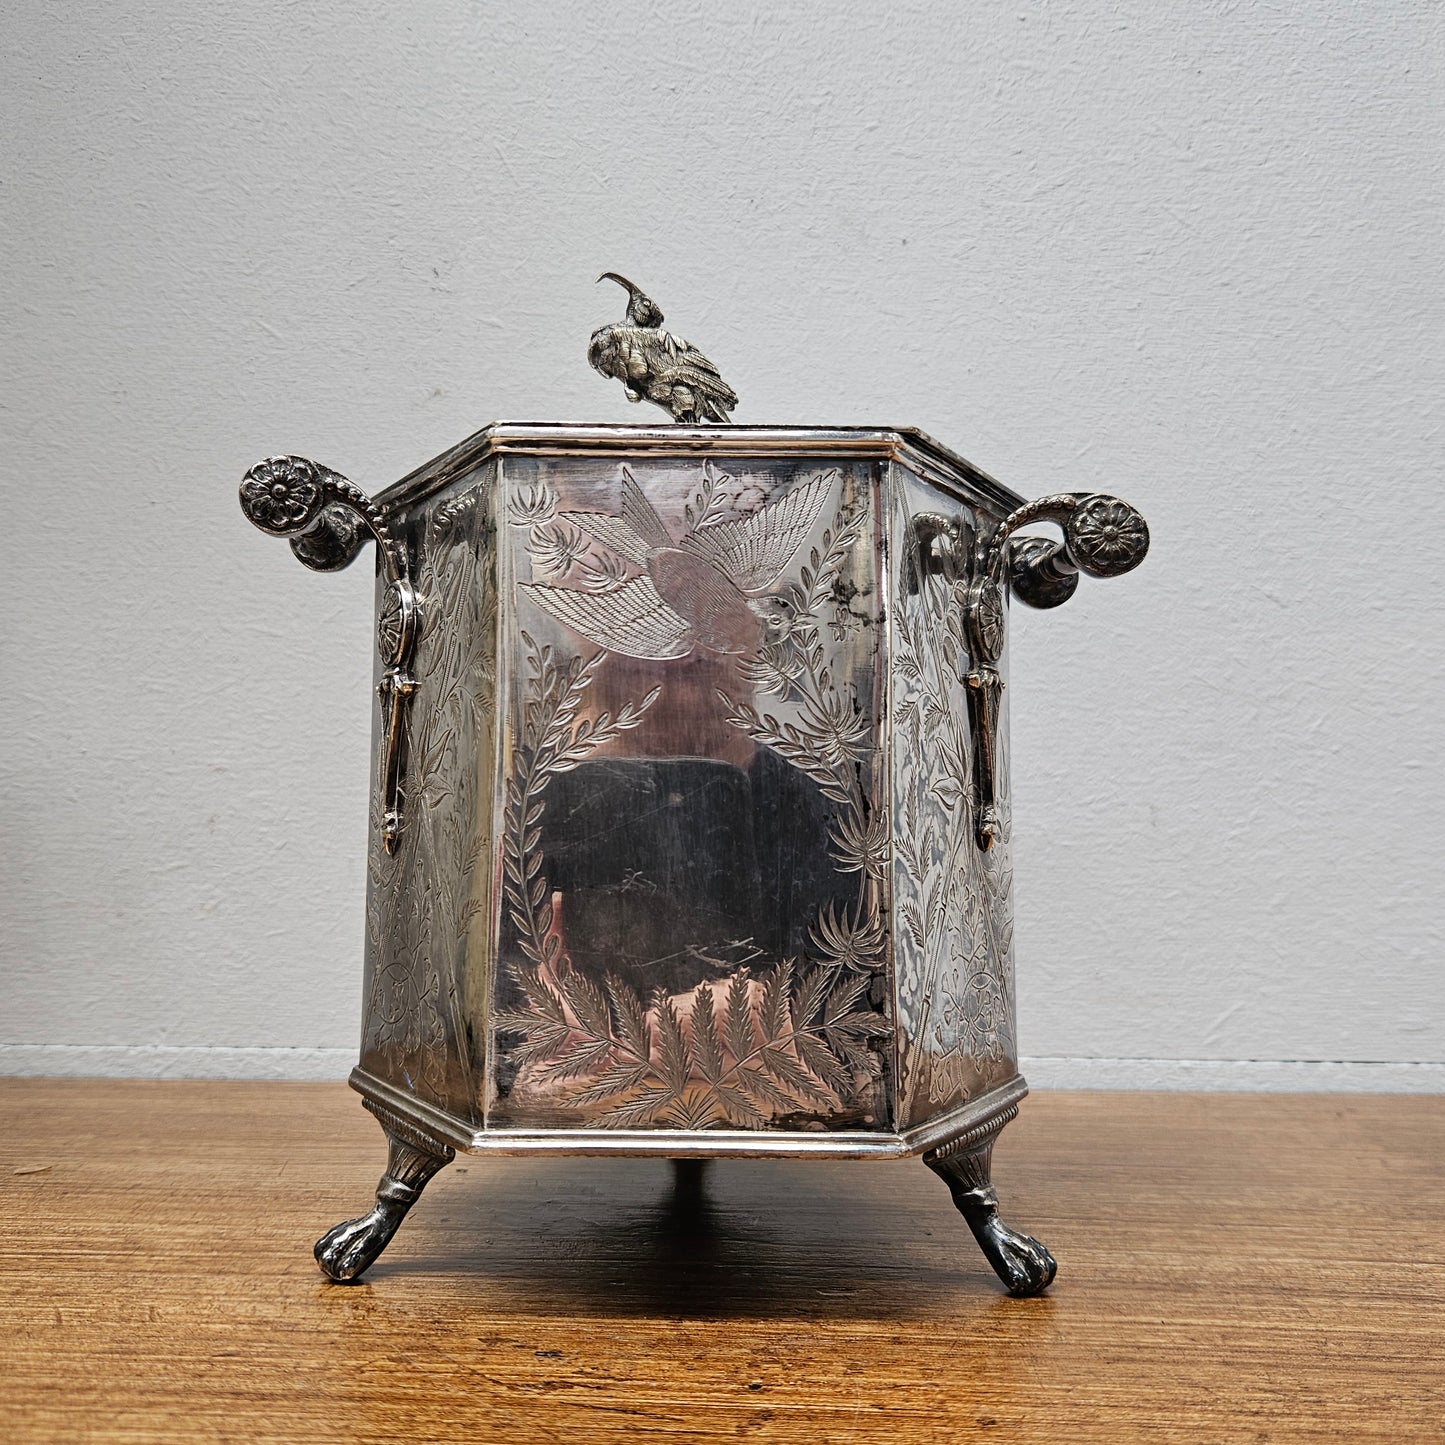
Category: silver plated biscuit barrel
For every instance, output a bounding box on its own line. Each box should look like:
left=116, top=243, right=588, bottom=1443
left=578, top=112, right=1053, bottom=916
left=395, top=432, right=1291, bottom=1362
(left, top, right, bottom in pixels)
left=239, top=299, right=1148, bottom=1295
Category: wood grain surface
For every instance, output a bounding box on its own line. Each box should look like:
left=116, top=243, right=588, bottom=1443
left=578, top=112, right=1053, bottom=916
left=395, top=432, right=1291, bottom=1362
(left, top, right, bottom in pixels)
left=1, top=1081, right=1440, bottom=1443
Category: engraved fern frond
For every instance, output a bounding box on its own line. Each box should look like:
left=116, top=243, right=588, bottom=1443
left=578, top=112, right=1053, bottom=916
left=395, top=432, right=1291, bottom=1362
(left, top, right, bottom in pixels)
left=500, top=952, right=886, bottom=1130
left=690, top=985, right=725, bottom=1085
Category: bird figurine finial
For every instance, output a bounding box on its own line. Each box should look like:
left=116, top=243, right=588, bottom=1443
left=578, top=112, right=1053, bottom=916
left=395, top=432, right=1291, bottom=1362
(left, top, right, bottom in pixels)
left=588, top=274, right=738, bottom=424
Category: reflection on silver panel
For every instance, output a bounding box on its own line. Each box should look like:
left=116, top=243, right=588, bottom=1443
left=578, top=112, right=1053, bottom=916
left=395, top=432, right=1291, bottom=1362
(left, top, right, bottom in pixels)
left=492, top=455, right=890, bottom=1133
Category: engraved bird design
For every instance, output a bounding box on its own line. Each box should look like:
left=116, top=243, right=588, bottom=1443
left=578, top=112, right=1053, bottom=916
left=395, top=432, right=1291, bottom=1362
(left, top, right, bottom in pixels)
left=524, top=468, right=836, bottom=660
left=588, top=273, right=739, bottom=424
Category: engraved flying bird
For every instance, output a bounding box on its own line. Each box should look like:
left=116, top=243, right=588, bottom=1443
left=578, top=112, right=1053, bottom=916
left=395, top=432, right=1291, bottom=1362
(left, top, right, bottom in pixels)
left=525, top=468, right=836, bottom=660
left=588, top=273, right=739, bottom=424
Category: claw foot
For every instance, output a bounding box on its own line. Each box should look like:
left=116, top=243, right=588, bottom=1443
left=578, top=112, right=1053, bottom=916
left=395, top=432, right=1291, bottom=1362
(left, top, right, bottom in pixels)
left=315, top=1102, right=454, bottom=1283
left=973, top=1212, right=1058, bottom=1296
left=315, top=1201, right=407, bottom=1282
left=926, top=1128, right=1056, bottom=1297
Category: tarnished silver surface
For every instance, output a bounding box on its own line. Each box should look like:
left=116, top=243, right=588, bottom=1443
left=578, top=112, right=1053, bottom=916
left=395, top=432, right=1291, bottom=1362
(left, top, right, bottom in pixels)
left=891, top=475, right=1019, bottom=1123
left=239, top=419, right=1149, bottom=1294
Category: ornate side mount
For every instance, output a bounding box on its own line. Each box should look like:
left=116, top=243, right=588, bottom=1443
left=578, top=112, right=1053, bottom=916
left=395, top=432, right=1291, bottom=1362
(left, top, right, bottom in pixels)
left=913, top=492, right=1149, bottom=850
left=239, top=455, right=420, bottom=854
left=993, top=492, right=1150, bottom=611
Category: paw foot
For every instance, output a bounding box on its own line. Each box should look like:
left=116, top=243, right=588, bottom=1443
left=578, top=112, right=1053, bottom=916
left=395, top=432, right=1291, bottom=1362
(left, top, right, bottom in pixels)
left=977, top=1215, right=1057, bottom=1296
left=314, top=1204, right=401, bottom=1283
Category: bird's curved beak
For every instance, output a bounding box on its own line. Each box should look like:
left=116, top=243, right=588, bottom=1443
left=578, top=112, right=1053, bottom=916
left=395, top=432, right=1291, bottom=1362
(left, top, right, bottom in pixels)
left=597, top=271, right=639, bottom=295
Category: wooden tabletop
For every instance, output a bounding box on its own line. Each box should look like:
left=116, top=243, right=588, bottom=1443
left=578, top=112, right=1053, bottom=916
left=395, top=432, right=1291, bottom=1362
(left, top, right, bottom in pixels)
left=2, top=1081, right=1440, bottom=1443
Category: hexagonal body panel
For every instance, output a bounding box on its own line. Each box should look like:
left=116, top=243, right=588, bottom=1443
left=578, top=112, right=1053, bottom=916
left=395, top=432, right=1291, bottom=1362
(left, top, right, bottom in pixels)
left=355, top=425, right=1027, bottom=1156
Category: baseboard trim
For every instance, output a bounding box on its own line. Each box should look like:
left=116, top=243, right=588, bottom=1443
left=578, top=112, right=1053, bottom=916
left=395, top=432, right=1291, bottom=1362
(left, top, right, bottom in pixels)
left=1019, top=1056, right=1445, bottom=1092
left=1, top=1044, right=1441, bottom=1091
left=0, top=1044, right=355, bottom=1080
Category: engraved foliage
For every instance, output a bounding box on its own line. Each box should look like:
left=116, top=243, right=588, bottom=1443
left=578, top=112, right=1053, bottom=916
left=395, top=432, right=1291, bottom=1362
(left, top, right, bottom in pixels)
left=495, top=463, right=891, bottom=1130
left=363, top=482, right=497, bottom=1116
left=891, top=479, right=1017, bottom=1119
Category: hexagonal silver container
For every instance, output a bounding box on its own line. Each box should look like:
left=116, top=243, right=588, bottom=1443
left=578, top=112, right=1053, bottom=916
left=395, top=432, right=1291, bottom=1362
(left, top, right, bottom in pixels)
left=239, top=422, right=1148, bottom=1293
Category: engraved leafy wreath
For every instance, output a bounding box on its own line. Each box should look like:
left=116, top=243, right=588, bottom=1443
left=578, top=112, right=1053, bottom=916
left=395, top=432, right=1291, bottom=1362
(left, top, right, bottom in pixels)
left=496, top=467, right=891, bottom=1129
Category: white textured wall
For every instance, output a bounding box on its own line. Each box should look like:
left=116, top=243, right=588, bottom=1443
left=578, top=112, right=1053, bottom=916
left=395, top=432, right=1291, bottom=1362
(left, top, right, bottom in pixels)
left=2, top=1, right=1441, bottom=1089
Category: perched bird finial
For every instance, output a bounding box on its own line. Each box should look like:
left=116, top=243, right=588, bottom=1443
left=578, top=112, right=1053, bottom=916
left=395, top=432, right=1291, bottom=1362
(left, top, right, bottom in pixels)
left=588, top=274, right=738, bottom=425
